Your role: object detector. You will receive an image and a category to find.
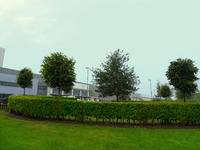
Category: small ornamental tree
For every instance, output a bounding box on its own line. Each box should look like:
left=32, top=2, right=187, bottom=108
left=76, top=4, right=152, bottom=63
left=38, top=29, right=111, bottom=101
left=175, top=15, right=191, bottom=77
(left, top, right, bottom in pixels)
left=166, top=58, right=199, bottom=102
left=160, top=84, right=172, bottom=99
left=17, top=68, right=33, bottom=95
left=93, top=49, right=140, bottom=101
left=40, top=52, right=76, bottom=96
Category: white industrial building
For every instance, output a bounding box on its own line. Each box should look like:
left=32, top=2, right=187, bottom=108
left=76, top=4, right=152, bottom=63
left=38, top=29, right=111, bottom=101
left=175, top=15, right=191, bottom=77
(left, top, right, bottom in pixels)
left=0, top=48, right=5, bottom=67
left=0, top=67, right=92, bottom=99
left=0, top=67, right=46, bottom=97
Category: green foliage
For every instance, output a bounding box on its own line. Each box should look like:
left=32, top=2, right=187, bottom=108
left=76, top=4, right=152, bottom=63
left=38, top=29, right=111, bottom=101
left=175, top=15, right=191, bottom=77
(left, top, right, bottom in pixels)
left=111, top=100, right=138, bottom=102
left=40, top=52, right=76, bottom=96
left=175, top=89, right=192, bottom=101
left=160, top=84, right=172, bottom=98
left=17, top=68, right=33, bottom=95
left=8, top=96, right=200, bottom=125
left=24, top=95, right=77, bottom=100
left=152, top=98, right=161, bottom=101
left=166, top=58, right=198, bottom=102
left=180, top=92, right=200, bottom=102
left=93, top=49, right=140, bottom=101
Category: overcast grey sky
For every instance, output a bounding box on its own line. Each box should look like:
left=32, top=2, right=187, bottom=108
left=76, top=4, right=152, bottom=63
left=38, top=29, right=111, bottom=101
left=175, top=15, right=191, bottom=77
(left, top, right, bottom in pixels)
left=0, top=0, right=200, bottom=96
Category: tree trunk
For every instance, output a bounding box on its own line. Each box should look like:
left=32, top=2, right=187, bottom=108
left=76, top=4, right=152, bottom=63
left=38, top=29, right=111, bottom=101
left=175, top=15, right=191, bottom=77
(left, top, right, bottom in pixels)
left=183, top=93, right=186, bottom=102
left=183, top=96, right=186, bottom=103
left=58, top=88, right=61, bottom=96
left=24, top=88, right=26, bottom=96
left=116, top=95, right=119, bottom=102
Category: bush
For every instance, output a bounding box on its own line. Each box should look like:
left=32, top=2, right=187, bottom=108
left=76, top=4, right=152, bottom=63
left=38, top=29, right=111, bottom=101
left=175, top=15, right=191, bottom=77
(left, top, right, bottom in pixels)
left=111, top=100, right=136, bottom=102
left=22, top=95, right=77, bottom=101
left=8, top=96, right=200, bottom=125
left=111, top=99, right=145, bottom=102
left=152, top=98, right=161, bottom=102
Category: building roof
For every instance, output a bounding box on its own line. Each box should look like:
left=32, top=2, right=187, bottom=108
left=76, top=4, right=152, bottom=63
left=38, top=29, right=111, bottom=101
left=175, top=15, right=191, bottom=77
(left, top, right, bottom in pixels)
left=0, top=67, right=41, bottom=78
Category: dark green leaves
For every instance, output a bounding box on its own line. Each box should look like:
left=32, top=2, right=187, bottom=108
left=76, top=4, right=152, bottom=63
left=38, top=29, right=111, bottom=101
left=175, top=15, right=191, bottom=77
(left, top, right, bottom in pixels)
left=93, top=49, right=140, bottom=101
left=166, top=58, right=198, bottom=102
left=8, top=95, right=200, bottom=125
left=160, top=84, right=172, bottom=98
left=40, top=52, right=76, bottom=96
left=17, top=68, right=33, bottom=95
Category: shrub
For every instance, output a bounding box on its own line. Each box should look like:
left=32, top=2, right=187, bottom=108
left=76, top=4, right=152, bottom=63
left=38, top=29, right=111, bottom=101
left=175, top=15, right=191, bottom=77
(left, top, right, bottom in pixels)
left=152, top=98, right=161, bottom=102
left=8, top=96, right=200, bottom=125
left=23, top=95, right=77, bottom=101
left=111, top=100, right=136, bottom=102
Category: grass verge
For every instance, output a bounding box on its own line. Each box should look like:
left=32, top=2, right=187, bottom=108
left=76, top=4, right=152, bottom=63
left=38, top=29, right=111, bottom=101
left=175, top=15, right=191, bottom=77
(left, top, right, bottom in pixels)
left=1, top=110, right=200, bottom=150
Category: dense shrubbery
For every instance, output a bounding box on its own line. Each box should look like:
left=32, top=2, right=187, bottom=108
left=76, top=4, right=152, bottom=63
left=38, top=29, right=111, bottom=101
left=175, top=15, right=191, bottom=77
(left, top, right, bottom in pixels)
left=8, top=96, right=200, bottom=125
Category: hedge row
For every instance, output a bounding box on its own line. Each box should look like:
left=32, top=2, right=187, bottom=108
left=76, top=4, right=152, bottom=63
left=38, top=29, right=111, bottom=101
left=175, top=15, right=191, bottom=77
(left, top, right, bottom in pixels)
left=8, top=96, right=200, bottom=124
left=18, top=95, right=77, bottom=101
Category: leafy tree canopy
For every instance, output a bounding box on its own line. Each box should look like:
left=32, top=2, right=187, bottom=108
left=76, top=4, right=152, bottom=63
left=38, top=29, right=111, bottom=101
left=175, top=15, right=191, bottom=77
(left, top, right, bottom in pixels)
left=160, top=84, right=172, bottom=98
left=40, top=52, right=76, bottom=96
left=166, top=58, right=198, bottom=102
left=17, top=68, right=33, bottom=95
left=93, top=49, right=140, bottom=101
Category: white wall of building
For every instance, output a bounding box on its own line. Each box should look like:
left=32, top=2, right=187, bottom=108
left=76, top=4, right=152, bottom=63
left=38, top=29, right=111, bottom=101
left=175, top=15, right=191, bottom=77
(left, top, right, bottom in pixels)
left=0, top=72, right=39, bottom=95
left=0, top=48, right=5, bottom=67
left=73, top=82, right=87, bottom=90
left=47, top=82, right=88, bottom=96
left=0, top=73, right=17, bottom=83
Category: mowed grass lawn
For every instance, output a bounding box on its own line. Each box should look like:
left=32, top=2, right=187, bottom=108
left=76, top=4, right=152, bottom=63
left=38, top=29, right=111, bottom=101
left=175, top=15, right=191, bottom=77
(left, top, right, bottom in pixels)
left=1, top=110, right=200, bottom=150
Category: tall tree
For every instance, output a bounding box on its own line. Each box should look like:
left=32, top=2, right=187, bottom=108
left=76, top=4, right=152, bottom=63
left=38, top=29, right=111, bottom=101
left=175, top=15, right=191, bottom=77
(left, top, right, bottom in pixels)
left=175, top=89, right=191, bottom=101
left=166, top=58, right=198, bottom=102
left=40, top=52, right=76, bottom=96
left=160, top=84, right=172, bottom=99
left=93, top=49, right=140, bottom=101
left=17, top=68, right=33, bottom=95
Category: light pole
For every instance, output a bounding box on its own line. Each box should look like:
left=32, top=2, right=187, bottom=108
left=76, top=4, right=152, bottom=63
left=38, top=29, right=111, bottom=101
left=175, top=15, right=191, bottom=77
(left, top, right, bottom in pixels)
left=86, top=67, right=90, bottom=98
left=148, top=79, right=152, bottom=98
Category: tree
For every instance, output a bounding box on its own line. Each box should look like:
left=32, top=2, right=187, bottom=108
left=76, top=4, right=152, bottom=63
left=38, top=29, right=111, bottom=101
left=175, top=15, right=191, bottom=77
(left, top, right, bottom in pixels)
left=185, top=92, right=200, bottom=102
left=156, top=81, right=161, bottom=98
left=17, top=68, right=33, bottom=95
left=166, top=58, right=198, bottom=102
left=40, top=52, right=76, bottom=96
left=175, top=89, right=191, bottom=101
left=93, top=49, right=140, bottom=101
left=160, top=84, right=172, bottom=99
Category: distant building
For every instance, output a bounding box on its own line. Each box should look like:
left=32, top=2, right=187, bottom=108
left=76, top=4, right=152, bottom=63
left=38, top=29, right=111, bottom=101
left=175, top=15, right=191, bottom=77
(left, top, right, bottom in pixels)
left=0, top=67, right=47, bottom=98
left=0, top=48, right=5, bottom=67
left=0, top=67, right=91, bottom=99
left=49, top=81, right=89, bottom=99
left=130, top=93, right=152, bottom=101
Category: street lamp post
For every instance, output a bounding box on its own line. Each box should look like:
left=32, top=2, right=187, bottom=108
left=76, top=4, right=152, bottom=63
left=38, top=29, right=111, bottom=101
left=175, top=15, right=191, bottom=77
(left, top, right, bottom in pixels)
left=148, top=79, right=153, bottom=98
left=86, top=67, right=90, bottom=98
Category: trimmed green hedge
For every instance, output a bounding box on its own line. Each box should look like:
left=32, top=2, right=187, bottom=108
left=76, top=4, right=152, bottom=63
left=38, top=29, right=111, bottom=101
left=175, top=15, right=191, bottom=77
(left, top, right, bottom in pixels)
left=19, top=95, right=77, bottom=101
left=8, top=96, right=200, bottom=125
